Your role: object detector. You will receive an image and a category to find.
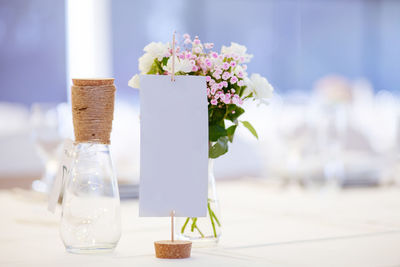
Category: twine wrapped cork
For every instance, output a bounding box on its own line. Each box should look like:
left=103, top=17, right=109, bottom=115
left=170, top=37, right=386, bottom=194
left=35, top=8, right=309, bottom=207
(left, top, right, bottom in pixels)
left=71, top=78, right=116, bottom=144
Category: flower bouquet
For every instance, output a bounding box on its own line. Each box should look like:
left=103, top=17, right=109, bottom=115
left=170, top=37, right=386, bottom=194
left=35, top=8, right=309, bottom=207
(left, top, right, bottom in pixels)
left=129, top=34, right=273, bottom=244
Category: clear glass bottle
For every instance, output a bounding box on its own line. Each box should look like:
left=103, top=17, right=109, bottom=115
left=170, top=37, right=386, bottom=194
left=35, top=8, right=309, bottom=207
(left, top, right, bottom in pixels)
left=176, top=159, right=221, bottom=246
left=60, top=142, right=121, bottom=253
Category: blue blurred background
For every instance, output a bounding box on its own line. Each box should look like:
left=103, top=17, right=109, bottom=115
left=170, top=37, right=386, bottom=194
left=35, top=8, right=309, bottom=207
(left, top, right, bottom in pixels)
left=0, top=0, right=400, bottom=189
left=1, top=0, right=399, bottom=105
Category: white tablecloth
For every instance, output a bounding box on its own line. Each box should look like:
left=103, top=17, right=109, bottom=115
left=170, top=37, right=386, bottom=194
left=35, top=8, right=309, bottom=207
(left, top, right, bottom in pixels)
left=1, top=180, right=400, bottom=267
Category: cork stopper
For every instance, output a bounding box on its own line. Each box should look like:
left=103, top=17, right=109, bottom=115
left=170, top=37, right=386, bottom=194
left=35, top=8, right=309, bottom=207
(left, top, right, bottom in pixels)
left=72, top=78, right=115, bottom=86
left=154, top=240, right=192, bottom=259
left=71, top=78, right=116, bottom=144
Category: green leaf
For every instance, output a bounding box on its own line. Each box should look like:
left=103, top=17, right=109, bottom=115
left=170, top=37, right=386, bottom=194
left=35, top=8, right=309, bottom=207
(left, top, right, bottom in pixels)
left=147, top=62, right=159, bottom=74
left=147, top=58, right=164, bottom=74
left=209, top=124, right=227, bottom=142
left=226, top=105, right=244, bottom=122
left=209, top=136, right=229, bottom=159
left=241, top=121, right=258, bottom=139
left=161, top=57, right=168, bottom=66
left=209, top=106, right=226, bottom=124
left=226, top=125, right=237, bottom=143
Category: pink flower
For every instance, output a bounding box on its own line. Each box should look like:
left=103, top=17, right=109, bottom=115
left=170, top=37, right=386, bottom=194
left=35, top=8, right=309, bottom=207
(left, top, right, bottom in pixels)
left=230, top=76, right=238, bottom=84
left=206, top=76, right=211, bottom=82
left=185, top=52, right=192, bottom=59
left=211, top=52, right=218, bottom=58
left=214, top=68, right=222, bottom=75
left=194, top=47, right=202, bottom=54
left=207, top=88, right=211, bottom=96
left=230, top=61, right=237, bottom=67
left=205, top=58, right=212, bottom=67
left=184, top=38, right=192, bottom=45
left=209, top=79, right=215, bottom=85
left=179, top=54, right=185, bottom=59
left=231, top=89, right=236, bottom=93
left=237, top=71, right=244, bottom=78
left=204, top=43, right=214, bottom=49
left=218, top=83, right=223, bottom=89
left=211, top=99, right=218, bottom=105
left=211, top=84, right=218, bottom=91
left=189, top=59, right=196, bottom=65
left=239, top=56, right=244, bottom=62
left=222, top=81, right=228, bottom=87
left=222, top=62, right=230, bottom=70
left=223, top=96, right=231, bottom=104
left=183, top=33, right=190, bottom=39
left=237, top=80, right=244, bottom=86
left=222, top=72, right=231, bottom=80
left=192, top=65, right=199, bottom=72
left=193, top=38, right=201, bottom=45
left=232, top=94, right=240, bottom=105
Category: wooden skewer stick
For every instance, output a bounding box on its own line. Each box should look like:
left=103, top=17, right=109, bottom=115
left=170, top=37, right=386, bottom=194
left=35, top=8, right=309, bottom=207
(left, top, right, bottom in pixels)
left=154, top=209, right=191, bottom=259
left=171, top=31, right=176, bottom=82
left=171, top=210, right=175, bottom=242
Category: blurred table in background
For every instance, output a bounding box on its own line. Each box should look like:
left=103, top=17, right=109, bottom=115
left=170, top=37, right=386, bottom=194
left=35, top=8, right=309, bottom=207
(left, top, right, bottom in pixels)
left=0, top=175, right=39, bottom=190
left=1, top=179, right=400, bottom=267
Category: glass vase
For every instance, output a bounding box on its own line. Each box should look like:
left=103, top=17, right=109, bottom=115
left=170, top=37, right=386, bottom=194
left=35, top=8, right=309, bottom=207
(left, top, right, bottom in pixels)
left=176, top=159, right=221, bottom=246
left=60, top=143, right=121, bottom=253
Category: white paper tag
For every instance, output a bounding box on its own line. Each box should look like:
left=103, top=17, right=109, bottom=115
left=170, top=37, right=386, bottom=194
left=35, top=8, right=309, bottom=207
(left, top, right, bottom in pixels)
left=48, top=139, right=74, bottom=213
left=139, top=75, right=208, bottom=217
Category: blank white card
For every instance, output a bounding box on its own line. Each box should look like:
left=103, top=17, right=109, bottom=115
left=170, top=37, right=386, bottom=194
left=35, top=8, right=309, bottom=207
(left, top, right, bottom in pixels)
left=139, top=75, right=208, bottom=217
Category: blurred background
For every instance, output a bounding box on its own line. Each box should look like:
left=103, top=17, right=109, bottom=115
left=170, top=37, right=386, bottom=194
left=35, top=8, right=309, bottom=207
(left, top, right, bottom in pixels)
left=1, top=0, right=400, bottom=191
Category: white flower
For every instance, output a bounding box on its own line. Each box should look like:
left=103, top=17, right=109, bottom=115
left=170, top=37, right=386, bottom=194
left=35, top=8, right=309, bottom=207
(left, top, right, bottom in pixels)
left=221, top=42, right=253, bottom=63
left=249, top=73, right=273, bottom=100
left=138, top=53, right=155, bottom=74
left=163, top=56, right=193, bottom=74
left=143, top=42, right=170, bottom=60
left=128, top=74, right=140, bottom=89
left=234, top=65, right=248, bottom=77
left=210, top=56, right=223, bottom=68
left=241, top=76, right=252, bottom=97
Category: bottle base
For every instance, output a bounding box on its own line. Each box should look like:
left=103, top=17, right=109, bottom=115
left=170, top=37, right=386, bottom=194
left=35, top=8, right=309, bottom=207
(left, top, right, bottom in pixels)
left=65, top=244, right=117, bottom=254
left=176, top=234, right=220, bottom=248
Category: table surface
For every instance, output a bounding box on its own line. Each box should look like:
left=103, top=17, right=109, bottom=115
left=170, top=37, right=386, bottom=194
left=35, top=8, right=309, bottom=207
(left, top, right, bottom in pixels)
left=1, top=179, right=400, bottom=267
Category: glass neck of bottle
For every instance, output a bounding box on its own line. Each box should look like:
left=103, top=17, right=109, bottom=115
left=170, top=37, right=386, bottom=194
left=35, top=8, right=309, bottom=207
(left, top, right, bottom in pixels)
left=71, top=142, right=111, bottom=161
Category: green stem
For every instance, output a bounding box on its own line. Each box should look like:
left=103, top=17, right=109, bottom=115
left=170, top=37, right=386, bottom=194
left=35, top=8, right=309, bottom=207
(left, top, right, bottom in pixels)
left=194, top=224, right=205, bottom=238
left=181, top=217, right=190, bottom=234
left=208, top=202, right=217, bottom=238
left=208, top=198, right=221, bottom=227
left=191, top=218, right=197, bottom=232
left=181, top=200, right=221, bottom=239
left=191, top=218, right=204, bottom=237
left=211, top=209, right=221, bottom=227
